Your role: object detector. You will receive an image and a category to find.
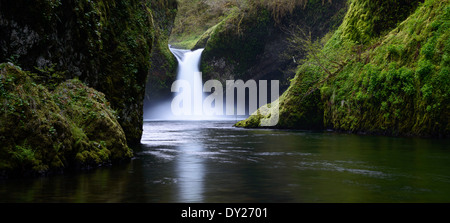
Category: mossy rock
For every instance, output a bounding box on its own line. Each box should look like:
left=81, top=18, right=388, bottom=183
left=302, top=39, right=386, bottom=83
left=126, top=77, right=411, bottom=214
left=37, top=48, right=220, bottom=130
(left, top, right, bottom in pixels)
left=0, top=63, right=132, bottom=178
left=339, top=0, right=423, bottom=44
left=321, top=0, right=449, bottom=137
left=235, top=64, right=324, bottom=130
left=53, top=79, right=133, bottom=163
left=0, top=0, right=178, bottom=144
left=0, top=63, right=74, bottom=175
left=238, top=0, right=449, bottom=138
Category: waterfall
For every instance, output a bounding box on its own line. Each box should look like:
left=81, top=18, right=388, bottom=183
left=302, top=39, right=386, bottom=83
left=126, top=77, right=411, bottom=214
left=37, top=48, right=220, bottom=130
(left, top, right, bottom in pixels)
left=144, top=46, right=207, bottom=120
left=170, top=47, right=205, bottom=119
left=145, top=45, right=257, bottom=121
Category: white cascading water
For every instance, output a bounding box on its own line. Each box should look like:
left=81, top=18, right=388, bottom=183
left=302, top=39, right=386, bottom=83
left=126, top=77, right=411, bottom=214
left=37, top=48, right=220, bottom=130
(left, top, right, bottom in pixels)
left=145, top=45, right=243, bottom=121
left=170, top=46, right=205, bottom=119
left=145, top=46, right=212, bottom=120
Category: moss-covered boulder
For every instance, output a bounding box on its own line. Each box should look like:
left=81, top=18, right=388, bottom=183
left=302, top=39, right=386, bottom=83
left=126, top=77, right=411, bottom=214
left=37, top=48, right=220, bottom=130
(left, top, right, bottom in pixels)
left=0, top=63, right=74, bottom=176
left=0, top=63, right=132, bottom=178
left=0, top=0, right=177, bottom=144
left=320, top=0, right=449, bottom=137
left=53, top=79, right=132, bottom=164
left=238, top=0, right=449, bottom=138
left=235, top=64, right=324, bottom=129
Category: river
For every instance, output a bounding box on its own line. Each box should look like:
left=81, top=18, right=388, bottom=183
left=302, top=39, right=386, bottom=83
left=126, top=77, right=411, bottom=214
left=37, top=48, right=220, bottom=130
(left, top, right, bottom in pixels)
left=1, top=120, right=450, bottom=203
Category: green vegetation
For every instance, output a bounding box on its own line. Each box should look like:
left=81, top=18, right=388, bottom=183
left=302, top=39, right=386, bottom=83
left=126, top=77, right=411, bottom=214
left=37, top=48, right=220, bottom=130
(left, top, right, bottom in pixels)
left=145, top=0, right=179, bottom=105
left=169, top=0, right=238, bottom=49
left=0, top=0, right=179, bottom=177
left=1, top=0, right=447, bottom=179
left=0, top=63, right=132, bottom=177
left=201, top=5, right=273, bottom=79
left=0, top=0, right=177, bottom=144
left=340, top=0, right=423, bottom=44
left=193, top=0, right=347, bottom=88
left=169, top=0, right=319, bottom=49
left=237, top=0, right=449, bottom=138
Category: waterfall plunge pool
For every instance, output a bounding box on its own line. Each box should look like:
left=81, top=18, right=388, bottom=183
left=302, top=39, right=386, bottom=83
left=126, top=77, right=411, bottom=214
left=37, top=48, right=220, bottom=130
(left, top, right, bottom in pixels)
left=1, top=120, right=450, bottom=203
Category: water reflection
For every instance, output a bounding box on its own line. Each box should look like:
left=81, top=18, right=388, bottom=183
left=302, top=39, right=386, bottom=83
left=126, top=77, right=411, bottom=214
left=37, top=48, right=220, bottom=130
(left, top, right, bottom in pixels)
left=176, top=144, right=205, bottom=202
left=139, top=120, right=209, bottom=202
left=1, top=121, right=450, bottom=203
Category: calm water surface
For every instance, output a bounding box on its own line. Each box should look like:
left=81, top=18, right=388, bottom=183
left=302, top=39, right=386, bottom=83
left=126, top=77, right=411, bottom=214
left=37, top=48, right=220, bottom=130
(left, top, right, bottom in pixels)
left=1, top=120, right=450, bottom=203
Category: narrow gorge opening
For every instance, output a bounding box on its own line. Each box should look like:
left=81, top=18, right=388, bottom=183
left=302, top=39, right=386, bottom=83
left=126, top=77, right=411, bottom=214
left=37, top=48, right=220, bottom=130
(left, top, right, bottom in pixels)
left=142, top=44, right=279, bottom=122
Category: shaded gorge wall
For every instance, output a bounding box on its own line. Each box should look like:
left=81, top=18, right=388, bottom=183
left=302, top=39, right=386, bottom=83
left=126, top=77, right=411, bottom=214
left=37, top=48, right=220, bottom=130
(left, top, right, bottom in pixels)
left=0, top=0, right=178, bottom=144
left=0, top=0, right=178, bottom=177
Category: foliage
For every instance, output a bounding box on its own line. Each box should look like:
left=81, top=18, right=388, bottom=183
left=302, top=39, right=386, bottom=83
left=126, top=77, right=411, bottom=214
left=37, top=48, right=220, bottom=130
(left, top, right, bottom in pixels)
left=0, top=0, right=178, bottom=144
left=339, top=0, right=423, bottom=44
left=33, top=64, right=67, bottom=91
left=197, top=0, right=347, bottom=87
left=169, top=0, right=238, bottom=49
left=0, top=63, right=132, bottom=178
left=251, top=0, right=309, bottom=24
left=238, top=0, right=449, bottom=137
left=170, top=0, right=338, bottom=49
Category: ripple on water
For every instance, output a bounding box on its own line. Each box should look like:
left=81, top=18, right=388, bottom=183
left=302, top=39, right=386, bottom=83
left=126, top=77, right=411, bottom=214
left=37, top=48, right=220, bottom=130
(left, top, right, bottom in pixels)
left=138, top=151, right=176, bottom=161
left=296, top=160, right=391, bottom=179
left=253, top=152, right=313, bottom=156
left=152, top=177, right=178, bottom=185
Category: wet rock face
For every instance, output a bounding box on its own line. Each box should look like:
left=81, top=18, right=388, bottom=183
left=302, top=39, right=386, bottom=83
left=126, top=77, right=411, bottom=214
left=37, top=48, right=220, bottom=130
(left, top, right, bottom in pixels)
left=0, top=0, right=177, bottom=144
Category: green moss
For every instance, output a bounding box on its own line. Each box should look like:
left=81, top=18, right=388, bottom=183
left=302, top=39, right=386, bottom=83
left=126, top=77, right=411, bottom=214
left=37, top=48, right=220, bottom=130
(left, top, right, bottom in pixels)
left=1, top=63, right=72, bottom=175
left=236, top=64, right=324, bottom=130
left=197, top=0, right=348, bottom=90
left=0, top=0, right=178, bottom=144
left=201, top=7, right=272, bottom=79
left=238, top=0, right=449, bottom=138
left=340, top=0, right=423, bottom=44
left=169, top=0, right=236, bottom=49
left=0, top=63, right=132, bottom=177
left=328, top=0, right=449, bottom=136
left=53, top=79, right=133, bottom=163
